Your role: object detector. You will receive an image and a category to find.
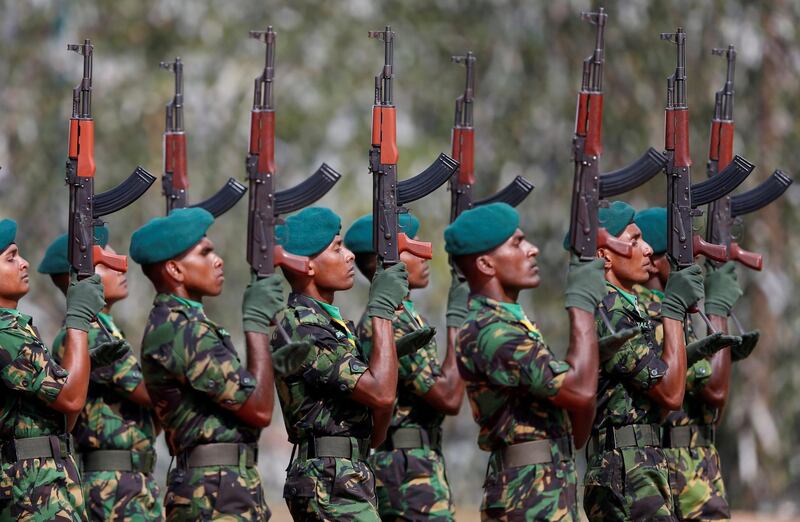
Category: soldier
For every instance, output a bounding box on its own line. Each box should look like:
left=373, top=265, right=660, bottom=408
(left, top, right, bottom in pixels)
left=269, top=207, right=409, bottom=521
left=582, top=201, right=705, bottom=522
left=131, top=207, right=283, bottom=521
left=0, top=218, right=105, bottom=521
left=38, top=227, right=163, bottom=521
left=344, top=213, right=464, bottom=521
left=635, top=207, right=754, bottom=522
left=445, top=202, right=607, bottom=521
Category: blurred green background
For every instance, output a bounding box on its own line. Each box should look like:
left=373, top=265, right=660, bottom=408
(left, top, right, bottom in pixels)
left=1, top=0, right=799, bottom=516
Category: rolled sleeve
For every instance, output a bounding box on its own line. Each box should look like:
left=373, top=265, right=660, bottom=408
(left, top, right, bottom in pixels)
left=184, top=323, right=255, bottom=411
left=686, top=359, right=712, bottom=393
left=300, top=324, right=368, bottom=395
left=402, top=343, right=442, bottom=396
left=92, top=347, right=143, bottom=395
left=0, top=340, right=68, bottom=404
left=603, top=338, right=666, bottom=390
left=477, top=322, right=568, bottom=398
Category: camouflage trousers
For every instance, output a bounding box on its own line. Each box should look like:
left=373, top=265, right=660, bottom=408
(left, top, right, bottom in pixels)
left=664, top=444, right=730, bottom=521
left=481, top=450, right=578, bottom=521
left=284, top=456, right=380, bottom=521
left=584, top=446, right=677, bottom=522
left=82, top=470, right=163, bottom=521
left=0, top=455, right=86, bottom=521
left=164, top=464, right=270, bottom=521
left=369, top=447, right=454, bottom=521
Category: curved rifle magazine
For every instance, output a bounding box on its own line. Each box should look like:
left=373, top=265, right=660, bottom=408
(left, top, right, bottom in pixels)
left=598, top=148, right=666, bottom=198
left=274, top=163, right=341, bottom=215
left=191, top=178, right=247, bottom=218
left=93, top=166, right=157, bottom=218
left=397, top=153, right=459, bottom=205
left=692, top=155, right=754, bottom=207
left=731, top=169, right=793, bottom=217
left=474, top=176, right=534, bottom=207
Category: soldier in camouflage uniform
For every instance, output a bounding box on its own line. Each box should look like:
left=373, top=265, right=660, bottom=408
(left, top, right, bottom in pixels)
left=270, top=207, right=409, bottom=521
left=0, top=218, right=105, bottom=521
left=39, top=229, right=163, bottom=521
left=345, top=213, right=464, bottom=521
left=132, top=208, right=284, bottom=521
left=445, top=203, right=608, bottom=521
left=635, top=207, right=754, bottom=521
left=583, top=201, right=705, bottom=522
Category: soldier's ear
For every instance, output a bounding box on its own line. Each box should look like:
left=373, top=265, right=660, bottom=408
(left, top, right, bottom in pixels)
left=596, top=248, right=612, bottom=270
left=475, top=254, right=496, bottom=277
left=164, top=259, right=185, bottom=283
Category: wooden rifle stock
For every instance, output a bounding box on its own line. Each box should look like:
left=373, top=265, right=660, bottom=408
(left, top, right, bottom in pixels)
left=92, top=245, right=128, bottom=273
left=398, top=233, right=433, bottom=260
left=597, top=227, right=632, bottom=257
left=729, top=242, right=762, bottom=271
left=273, top=246, right=310, bottom=273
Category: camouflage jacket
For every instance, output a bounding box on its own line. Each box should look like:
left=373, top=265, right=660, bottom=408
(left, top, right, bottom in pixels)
left=140, top=294, right=258, bottom=456
left=593, top=282, right=667, bottom=430
left=356, top=299, right=444, bottom=433
left=52, top=312, right=157, bottom=453
left=0, top=308, right=68, bottom=439
left=271, top=293, right=371, bottom=444
left=456, top=294, right=571, bottom=452
left=633, top=285, right=715, bottom=427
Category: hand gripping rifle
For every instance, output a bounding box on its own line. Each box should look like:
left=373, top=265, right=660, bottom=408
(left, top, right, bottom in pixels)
left=66, top=39, right=155, bottom=279
left=705, top=45, right=793, bottom=271
left=568, top=8, right=666, bottom=263
left=160, top=57, right=246, bottom=217
left=448, top=51, right=534, bottom=223
left=246, top=27, right=341, bottom=296
left=368, top=26, right=458, bottom=266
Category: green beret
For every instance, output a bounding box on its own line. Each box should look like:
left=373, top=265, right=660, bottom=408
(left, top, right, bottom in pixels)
left=130, top=208, right=214, bottom=265
left=0, top=219, right=16, bottom=253
left=444, top=202, right=519, bottom=256
left=38, top=226, right=110, bottom=275
left=344, top=213, right=421, bottom=254
left=599, top=200, right=636, bottom=237
left=276, top=207, right=341, bottom=257
left=634, top=207, right=667, bottom=255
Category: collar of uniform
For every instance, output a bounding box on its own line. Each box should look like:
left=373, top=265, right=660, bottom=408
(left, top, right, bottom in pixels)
left=632, top=284, right=664, bottom=302
left=468, top=294, right=524, bottom=322
left=96, top=311, right=122, bottom=337
left=605, top=281, right=639, bottom=308
left=288, top=292, right=356, bottom=339
left=0, top=306, right=32, bottom=327
left=311, top=298, right=343, bottom=321
left=154, top=293, right=204, bottom=310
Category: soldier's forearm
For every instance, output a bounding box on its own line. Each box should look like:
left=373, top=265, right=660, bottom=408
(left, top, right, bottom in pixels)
left=352, top=317, right=398, bottom=409
left=49, top=328, right=91, bottom=415
left=370, top=405, right=393, bottom=448
left=234, top=332, right=274, bottom=428
left=422, top=327, right=465, bottom=415
left=647, top=317, right=687, bottom=411
left=701, top=314, right=732, bottom=410
left=552, top=308, right=598, bottom=413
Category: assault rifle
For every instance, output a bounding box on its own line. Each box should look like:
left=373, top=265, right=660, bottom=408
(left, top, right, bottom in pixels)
left=246, top=26, right=341, bottom=280
left=448, top=51, right=534, bottom=223
left=568, top=8, right=667, bottom=261
left=705, top=45, right=793, bottom=270
left=660, top=28, right=753, bottom=270
left=160, top=57, right=246, bottom=217
left=368, top=26, right=458, bottom=265
left=66, top=39, right=155, bottom=278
